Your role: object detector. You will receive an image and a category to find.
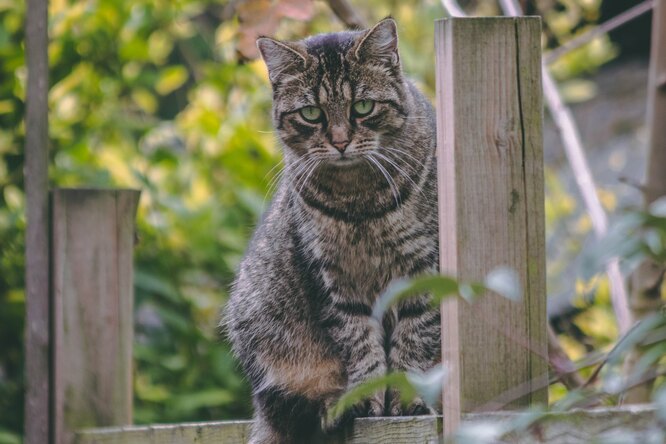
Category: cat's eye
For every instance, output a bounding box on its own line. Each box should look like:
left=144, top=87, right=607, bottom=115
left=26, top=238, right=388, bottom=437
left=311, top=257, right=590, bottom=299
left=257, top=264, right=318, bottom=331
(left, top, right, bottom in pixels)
left=299, top=106, right=323, bottom=123
left=352, top=100, right=374, bottom=117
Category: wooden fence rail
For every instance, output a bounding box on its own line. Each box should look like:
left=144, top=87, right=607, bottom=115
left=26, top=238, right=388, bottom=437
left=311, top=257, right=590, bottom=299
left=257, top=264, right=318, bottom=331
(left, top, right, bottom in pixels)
left=76, top=406, right=660, bottom=444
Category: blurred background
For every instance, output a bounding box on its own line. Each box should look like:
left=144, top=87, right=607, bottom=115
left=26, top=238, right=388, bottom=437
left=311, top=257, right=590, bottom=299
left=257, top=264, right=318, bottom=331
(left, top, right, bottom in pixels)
left=0, top=0, right=658, bottom=441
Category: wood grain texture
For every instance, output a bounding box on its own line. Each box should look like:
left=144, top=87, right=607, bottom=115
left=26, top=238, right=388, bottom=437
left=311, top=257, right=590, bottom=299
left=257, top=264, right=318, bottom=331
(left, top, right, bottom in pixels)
left=24, top=0, right=50, bottom=441
left=644, top=0, right=666, bottom=207
left=76, top=417, right=440, bottom=444
left=76, top=421, right=252, bottom=444
left=464, top=405, right=661, bottom=443
left=76, top=406, right=660, bottom=444
left=52, top=189, right=140, bottom=444
left=435, top=17, right=547, bottom=433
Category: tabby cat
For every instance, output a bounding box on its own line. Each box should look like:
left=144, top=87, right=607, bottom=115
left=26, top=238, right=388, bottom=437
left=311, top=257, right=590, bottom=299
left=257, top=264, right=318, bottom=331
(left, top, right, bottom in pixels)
left=225, top=18, right=440, bottom=443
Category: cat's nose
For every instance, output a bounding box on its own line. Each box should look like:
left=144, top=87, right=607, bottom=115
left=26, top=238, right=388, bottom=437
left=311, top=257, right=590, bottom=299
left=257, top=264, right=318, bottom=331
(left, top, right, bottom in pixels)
left=332, top=140, right=350, bottom=153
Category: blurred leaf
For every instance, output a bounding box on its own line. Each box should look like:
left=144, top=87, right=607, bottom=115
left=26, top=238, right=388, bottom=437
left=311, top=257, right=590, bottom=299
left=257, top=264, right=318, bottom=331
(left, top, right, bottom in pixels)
left=634, top=342, right=666, bottom=381
left=654, top=385, right=666, bottom=423
left=135, top=270, right=180, bottom=304
left=560, top=79, right=597, bottom=103
left=405, top=364, right=447, bottom=406
left=455, top=420, right=506, bottom=444
left=171, top=389, right=234, bottom=413
left=648, top=197, right=666, bottom=218
left=0, top=430, right=21, bottom=444
left=579, top=213, right=644, bottom=280
left=606, top=314, right=664, bottom=366
left=328, top=372, right=416, bottom=422
left=156, top=66, right=188, bottom=95
left=484, top=267, right=522, bottom=301
left=372, top=274, right=459, bottom=320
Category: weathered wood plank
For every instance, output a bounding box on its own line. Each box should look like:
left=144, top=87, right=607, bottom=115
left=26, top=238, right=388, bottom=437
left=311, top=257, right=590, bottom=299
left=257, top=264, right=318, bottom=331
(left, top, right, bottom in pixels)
left=76, top=417, right=440, bottom=444
left=76, top=406, right=660, bottom=444
left=53, top=189, right=141, bottom=444
left=76, top=421, right=252, bottom=444
left=464, top=405, right=662, bottom=443
left=435, top=17, right=547, bottom=432
left=24, top=0, right=50, bottom=440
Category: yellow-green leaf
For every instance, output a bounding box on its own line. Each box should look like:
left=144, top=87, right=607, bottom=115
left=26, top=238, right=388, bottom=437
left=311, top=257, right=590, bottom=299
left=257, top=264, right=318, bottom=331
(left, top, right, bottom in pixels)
left=156, top=66, right=188, bottom=95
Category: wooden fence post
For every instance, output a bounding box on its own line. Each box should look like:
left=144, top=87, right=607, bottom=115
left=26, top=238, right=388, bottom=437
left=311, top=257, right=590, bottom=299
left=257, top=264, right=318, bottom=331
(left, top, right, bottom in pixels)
left=52, top=189, right=140, bottom=444
left=435, top=17, right=547, bottom=433
left=24, top=0, right=49, bottom=440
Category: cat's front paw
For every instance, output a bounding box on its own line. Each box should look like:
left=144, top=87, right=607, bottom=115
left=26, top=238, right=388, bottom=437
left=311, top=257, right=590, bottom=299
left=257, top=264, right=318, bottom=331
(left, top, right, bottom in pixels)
left=387, top=388, right=435, bottom=416
left=349, top=394, right=384, bottom=418
left=320, top=391, right=384, bottom=434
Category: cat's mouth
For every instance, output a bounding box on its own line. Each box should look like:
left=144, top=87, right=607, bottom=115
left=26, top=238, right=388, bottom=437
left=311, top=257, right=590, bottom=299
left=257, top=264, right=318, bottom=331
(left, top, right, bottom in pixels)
left=328, top=153, right=366, bottom=167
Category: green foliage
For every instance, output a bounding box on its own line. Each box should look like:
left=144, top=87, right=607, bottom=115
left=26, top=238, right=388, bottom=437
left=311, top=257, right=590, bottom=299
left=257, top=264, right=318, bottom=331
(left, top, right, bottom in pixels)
left=329, top=373, right=417, bottom=422
left=0, top=0, right=26, bottom=434
left=581, top=197, right=666, bottom=281
left=372, top=267, right=521, bottom=320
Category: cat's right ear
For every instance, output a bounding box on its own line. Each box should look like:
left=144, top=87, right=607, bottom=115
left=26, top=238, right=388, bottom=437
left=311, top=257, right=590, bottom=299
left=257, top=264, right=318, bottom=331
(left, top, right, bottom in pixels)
left=256, top=38, right=308, bottom=83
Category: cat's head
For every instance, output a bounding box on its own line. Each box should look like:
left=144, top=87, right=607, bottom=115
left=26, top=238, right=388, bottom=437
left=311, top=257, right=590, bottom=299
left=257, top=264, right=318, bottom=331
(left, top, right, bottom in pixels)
left=257, top=19, right=408, bottom=167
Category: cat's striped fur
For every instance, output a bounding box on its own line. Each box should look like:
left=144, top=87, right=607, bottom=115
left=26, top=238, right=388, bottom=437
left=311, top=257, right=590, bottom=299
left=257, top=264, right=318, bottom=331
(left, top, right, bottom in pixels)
left=225, top=19, right=440, bottom=443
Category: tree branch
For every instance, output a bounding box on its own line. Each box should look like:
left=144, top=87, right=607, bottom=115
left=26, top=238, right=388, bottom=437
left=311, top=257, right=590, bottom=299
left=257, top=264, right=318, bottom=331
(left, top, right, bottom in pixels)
left=544, top=0, right=654, bottom=64
left=325, top=0, right=367, bottom=29
left=548, top=324, right=585, bottom=390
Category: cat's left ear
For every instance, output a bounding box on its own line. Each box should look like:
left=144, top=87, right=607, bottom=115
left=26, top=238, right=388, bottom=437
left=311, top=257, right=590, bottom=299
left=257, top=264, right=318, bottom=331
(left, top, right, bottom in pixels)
left=257, top=37, right=308, bottom=83
left=354, top=18, right=400, bottom=67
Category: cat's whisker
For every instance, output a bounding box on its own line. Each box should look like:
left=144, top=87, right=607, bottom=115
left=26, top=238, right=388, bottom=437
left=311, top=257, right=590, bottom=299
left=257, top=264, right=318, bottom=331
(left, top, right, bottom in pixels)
left=297, top=158, right=323, bottom=195
left=265, top=169, right=284, bottom=195
left=264, top=151, right=314, bottom=201
left=263, top=160, right=286, bottom=183
left=290, top=157, right=317, bottom=188
left=363, top=154, right=400, bottom=207
left=372, top=151, right=426, bottom=200
left=379, top=146, right=426, bottom=170
left=292, top=156, right=321, bottom=186
left=264, top=166, right=291, bottom=205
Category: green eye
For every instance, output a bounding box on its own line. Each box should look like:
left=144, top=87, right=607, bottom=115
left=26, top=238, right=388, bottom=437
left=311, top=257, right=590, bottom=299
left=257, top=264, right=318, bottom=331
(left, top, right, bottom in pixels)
left=352, top=100, right=374, bottom=117
left=299, top=106, right=323, bottom=122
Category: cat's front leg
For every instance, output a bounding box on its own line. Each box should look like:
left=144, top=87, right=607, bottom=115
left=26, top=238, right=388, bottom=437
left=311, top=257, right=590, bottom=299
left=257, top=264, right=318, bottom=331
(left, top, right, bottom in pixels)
left=320, top=296, right=387, bottom=432
left=387, top=295, right=441, bottom=416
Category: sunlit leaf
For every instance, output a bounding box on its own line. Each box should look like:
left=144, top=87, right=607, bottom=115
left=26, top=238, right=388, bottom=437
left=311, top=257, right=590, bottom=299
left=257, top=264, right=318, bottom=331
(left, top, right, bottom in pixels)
left=148, top=30, right=174, bottom=65
left=560, top=78, right=597, bottom=103
left=156, top=66, right=188, bottom=95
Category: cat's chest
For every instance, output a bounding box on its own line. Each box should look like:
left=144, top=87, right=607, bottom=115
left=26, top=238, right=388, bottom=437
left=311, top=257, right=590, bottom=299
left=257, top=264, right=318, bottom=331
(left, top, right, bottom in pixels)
left=297, top=212, right=414, bottom=301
